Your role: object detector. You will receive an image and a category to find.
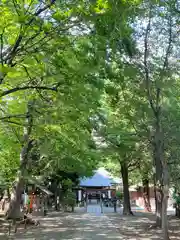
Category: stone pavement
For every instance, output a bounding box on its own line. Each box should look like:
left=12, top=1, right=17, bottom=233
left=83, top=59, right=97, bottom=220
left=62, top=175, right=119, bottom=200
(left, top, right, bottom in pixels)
left=10, top=210, right=123, bottom=240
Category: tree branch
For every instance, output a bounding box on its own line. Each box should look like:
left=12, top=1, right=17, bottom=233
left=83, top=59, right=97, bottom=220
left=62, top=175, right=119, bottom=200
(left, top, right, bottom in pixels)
left=167, top=161, right=176, bottom=165
left=0, top=85, right=58, bottom=97
left=3, top=0, right=56, bottom=68
left=28, top=0, right=56, bottom=25
left=155, top=14, right=173, bottom=119
left=25, top=0, right=35, bottom=14
left=37, top=89, right=52, bottom=103
left=23, top=21, right=44, bottom=48
left=10, top=126, right=22, bottom=144
left=155, top=87, right=161, bottom=110
left=143, top=9, right=157, bottom=116
left=162, top=15, right=173, bottom=72
left=0, top=114, right=26, bottom=121
left=0, top=28, right=5, bottom=84
left=1, top=120, right=25, bottom=126
left=129, top=165, right=138, bottom=172
left=12, top=0, right=21, bottom=16
left=21, top=65, right=33, bottom=81
left=0, top=29, right=4, bottom=66
left=128, top=158, right=141, bottom=170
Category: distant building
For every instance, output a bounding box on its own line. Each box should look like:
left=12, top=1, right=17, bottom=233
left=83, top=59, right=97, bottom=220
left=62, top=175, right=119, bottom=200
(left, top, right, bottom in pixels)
left=78, top=168, right=122, bottom=202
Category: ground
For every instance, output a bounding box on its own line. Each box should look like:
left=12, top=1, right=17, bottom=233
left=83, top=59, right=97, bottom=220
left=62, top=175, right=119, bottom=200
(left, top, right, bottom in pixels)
left=1, top=205, right=180, bottom=240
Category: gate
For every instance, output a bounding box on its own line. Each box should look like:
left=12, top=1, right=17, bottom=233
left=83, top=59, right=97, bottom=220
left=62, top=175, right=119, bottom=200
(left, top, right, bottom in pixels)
left=85, top=191, right=103, bottom=213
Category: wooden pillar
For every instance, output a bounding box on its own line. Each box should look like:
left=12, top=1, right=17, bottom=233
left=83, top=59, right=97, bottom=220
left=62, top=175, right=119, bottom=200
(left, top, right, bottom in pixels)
left=78, top=190, right=82, bottom=202
left=108, top=189, right=111, bottom=199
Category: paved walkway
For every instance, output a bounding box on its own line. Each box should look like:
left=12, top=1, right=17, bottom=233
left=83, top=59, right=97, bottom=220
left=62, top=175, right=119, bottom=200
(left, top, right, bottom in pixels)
left=11, top=211, right=123, bottom=240
left=2, top=205, right=175, bottom=240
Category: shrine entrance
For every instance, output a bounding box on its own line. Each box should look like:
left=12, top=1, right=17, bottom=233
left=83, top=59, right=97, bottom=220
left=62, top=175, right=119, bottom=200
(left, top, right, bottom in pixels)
left=85, top=189, right=104, bottom=214
left=77, top=168, right=122, bottom=213
left=76, top=187, right=117, bottom=214
left=86, top=190, right=102, bottom=205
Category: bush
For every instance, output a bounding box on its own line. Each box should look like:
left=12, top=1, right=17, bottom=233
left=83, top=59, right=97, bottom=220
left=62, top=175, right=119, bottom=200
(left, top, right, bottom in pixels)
left=62, top=190, right=76, bottom=212
left=116, top=191, right=123, bottom=199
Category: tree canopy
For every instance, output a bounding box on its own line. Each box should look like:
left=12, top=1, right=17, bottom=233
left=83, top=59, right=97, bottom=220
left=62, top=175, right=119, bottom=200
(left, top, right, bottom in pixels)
left=0, top=1, right=180, bottom=238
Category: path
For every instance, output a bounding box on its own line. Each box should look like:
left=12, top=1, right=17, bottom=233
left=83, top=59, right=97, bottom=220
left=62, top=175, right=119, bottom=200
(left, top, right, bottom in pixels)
left=11, top=211, right=123, bottom=240
left=3, top=206, right=178, bottom=240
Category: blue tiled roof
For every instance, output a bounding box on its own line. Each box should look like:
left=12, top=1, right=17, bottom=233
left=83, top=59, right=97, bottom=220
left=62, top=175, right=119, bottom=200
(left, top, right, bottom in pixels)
left=80, top=168, right=122, bottom=187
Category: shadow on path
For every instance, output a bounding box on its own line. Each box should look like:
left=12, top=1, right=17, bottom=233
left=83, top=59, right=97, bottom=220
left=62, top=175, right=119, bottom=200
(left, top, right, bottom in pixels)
left=1, top=210, right=180, bottom=240
left=9, top=211, right=123, bottom=240
left=108, top=212, right=180, bottom=240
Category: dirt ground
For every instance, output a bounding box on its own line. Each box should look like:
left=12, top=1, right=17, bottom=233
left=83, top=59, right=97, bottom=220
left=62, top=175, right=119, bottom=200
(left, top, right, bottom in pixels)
left=0, top=218, right=10, bottom=239
left=108, top=212, right=180, bottom=240
left=0, top=211, right=180, bottom=239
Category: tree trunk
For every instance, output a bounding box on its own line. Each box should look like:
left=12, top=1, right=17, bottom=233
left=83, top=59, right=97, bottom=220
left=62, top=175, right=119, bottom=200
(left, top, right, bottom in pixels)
left=161, top=163, right=169, bottom=239
left=153, top=112, right=169, bottom=239
left=155, top=188, right=162, bottom=227
left=142, top=178, right=151, bottom=212
left=7, top=189, right=11, bottom=200
left=153, top=112, right=163, bottom=227
left=162, top=187, right=169, bottom=239
left=7, top=140, right=34, bottom=219
left=6, top=101, right=34, bottom=219
left=121, top=161, right=133, bottom=215
left=6, top=177, right=24, bottom=219
left=54, top=187, right=60, bottom=211
left=143, top=10, right=171, bottom=239
left=175, top=204, right=180, bottom=218
left=153, top=174, right=157, bottom=214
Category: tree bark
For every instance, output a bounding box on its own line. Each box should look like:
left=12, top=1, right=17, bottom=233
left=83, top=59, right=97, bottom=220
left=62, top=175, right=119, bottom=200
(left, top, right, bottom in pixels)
left=175, top=204, right=180, bottom=218
left=155, top=188, right=162, bottom=227
left=153, top=173, right=158, bottom=214
left=6, top=101, right=34, bottom=219
left=121, top=161, right=133, bottom=215
left=142, top=178, right=151, bottom=212
left=161, top=163, right=169, bottom=239
left=143, top=12, right=164, bottom=227
left=143, top=7, right=171, bottom=240
left=54, top=187, right=60, bottom=211
left=162, top=186, right=169, bottom=239
left=153, top=111, right=163, bottom=227
left=153, top=113, right=169, bottom=239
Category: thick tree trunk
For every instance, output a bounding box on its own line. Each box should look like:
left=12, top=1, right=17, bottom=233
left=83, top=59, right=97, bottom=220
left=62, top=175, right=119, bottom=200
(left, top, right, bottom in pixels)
left=6, top=101, right=34, bottom=219
left=152, top=130, right=169, bottom=240
left=153, top=113, right=169, bottom=239
left=6, top=177, right=24, bottom=219
left=153, top=174, right=157, bottom=214
left=121, top=161, right=133, bottom=215
left=161, top=163, right=169, bottom=239
left=155, top=188, right=162, bottom=227
left=143, top=11, right=171, bottom=239
left=162, top=186, right=169, bottom=239
left=7, top=141, right=34, bottom=219
left=153, top=112, right=163, bottom=227
left=142, top=178, right=151, bottom=212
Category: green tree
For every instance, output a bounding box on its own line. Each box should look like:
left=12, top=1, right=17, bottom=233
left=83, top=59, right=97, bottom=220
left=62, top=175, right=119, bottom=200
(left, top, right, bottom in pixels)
left=0, top=0, right=142, bottom=219
left=0, top=0, right=103, bottom=218
left=132, top=2, right=179, bottom=238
